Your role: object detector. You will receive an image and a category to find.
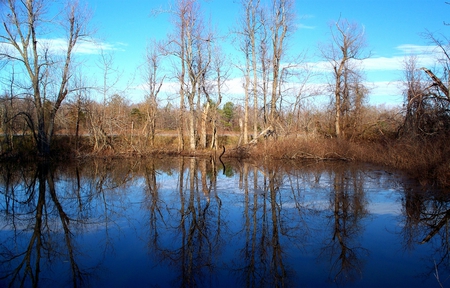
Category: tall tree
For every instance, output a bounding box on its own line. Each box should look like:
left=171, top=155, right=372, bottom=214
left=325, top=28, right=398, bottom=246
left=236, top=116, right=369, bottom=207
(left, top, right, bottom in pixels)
left=0, top=0, right=90, bottom=156
left=236, top=0, right=295, bottom=143
left=269, top=0, right=294, bottom=124
left=209, top=46, right=228, bottom=150
left=241, top=0, right=261, bottom=144
left=162, top=0, right=212, bottom=151
left=321, top=19, right=369, bottom=138
left=142, top=43, right=165, bottom=148
left=250, top=1, right=260, bottom=141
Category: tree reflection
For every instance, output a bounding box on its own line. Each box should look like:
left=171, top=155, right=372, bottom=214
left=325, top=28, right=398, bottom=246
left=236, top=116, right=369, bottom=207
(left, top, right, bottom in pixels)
left=142, top=158, right=161, bottom=252
left=0, top=163, right=88, bottom=287
left=0, top=160, right=136, bottom=287
left=320, top=164, right=369, bottom=284
left=400, top=183, right=450, bottom=279
left=142, top=157, right=224, bottom=287
left=233, top=162, right=315, bottom=287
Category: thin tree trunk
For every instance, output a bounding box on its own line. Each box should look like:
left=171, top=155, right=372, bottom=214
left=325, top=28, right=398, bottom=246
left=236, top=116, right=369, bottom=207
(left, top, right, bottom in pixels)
left=200, top=101, right=209, bottom=149
left=189, top=105, right=196, bottom=150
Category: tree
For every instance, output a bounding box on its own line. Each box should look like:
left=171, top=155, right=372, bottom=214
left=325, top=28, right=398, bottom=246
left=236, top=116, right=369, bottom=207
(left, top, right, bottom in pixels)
left=236, top=0, right=260, bottom=144
left=208, top=46, right=229, bottom=150
left=0, top=0, right=90, bottom=156
left=321, top=19, right=369, bottom=138
left=67, top=73, right=91, bottom=152
left=250, top=1, right=260, bottom=141
left=269, top=0, right=295, bottom=124
left=142, top=43, right=165, bottom=148
left=161, top=0, right=213, bottom=151
left=400, top=30, right=450, bottom=138
left=235, top=0, right=295, bottom=143
left=400, top=56, right=429, bottom=138
left=222, top=102, right=235, bottom=130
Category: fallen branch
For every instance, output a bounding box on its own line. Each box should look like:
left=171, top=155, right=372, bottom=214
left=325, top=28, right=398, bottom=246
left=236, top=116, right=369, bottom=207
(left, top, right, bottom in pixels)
left=249, top=126, right=274, bottom=144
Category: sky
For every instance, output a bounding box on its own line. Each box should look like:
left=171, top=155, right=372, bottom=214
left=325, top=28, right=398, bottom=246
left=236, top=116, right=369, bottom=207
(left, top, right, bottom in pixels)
left=3, top=0, right=450, bottom=107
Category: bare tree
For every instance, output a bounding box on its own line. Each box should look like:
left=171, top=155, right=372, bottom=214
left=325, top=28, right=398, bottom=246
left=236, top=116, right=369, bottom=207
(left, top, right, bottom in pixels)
left=209, top=47, right=229, bottom=150
left=233, top=36, right=250, bottom=145
left=184, top=3, right=212, bottom=151
left=68, top=72, right=91, bottom=152
left=0, top=0, right=90, bottom=156
left=250, top=1, right=260, bottom=141
left=142, top=43, right=165, bottom=148
left=269, top=0, right=295, bottom=124
left=171, top=0, right=188, bottom=151
left=197, top=30, right=214, bottom=150
left=161, top=0, right=212, bottom=151
left=400, top=29, right=450, bottom=139
left=400, top=56, right=428, bottom=137
left=321, top=19, right=369, bottom=138
left=259, top=13, right=271, bottom=127
left=236, top=0, right=260, bottom=144
left=421, top=30, right=450, bottom=101
left=236, top=0, right=295, bottom=144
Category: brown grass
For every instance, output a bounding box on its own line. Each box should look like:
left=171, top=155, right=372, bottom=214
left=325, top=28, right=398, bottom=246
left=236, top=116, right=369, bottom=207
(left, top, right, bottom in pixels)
left=244, top=135, right=450, bottom=188
left=3, top=133, right=449, bottom=188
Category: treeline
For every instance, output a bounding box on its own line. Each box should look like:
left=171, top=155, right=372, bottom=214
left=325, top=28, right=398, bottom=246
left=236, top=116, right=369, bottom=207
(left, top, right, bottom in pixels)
left=0, top=92, right=400, bottom=154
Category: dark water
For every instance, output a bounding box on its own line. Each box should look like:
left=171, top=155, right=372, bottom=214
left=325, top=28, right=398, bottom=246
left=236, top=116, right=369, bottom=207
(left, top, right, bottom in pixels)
left=0, top=157, right=448, bottom=288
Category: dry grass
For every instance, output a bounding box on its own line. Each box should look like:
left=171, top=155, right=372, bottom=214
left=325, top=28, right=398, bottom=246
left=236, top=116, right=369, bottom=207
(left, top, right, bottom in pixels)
left=244, top=135, right=450, bottom=188
left=4, top=132, right=449, bottom=188
left=248, top=137, right=356, bottom=161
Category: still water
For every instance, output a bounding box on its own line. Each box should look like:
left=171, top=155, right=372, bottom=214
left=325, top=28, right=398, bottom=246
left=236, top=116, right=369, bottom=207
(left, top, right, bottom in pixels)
left=0, top=157, right=448, bottom=287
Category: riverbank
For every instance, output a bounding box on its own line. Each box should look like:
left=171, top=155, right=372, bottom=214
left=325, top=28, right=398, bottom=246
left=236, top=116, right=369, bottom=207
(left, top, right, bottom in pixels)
left=1, top=134, right=449, bottom=188
left=244, top=137, right=450, bottom=188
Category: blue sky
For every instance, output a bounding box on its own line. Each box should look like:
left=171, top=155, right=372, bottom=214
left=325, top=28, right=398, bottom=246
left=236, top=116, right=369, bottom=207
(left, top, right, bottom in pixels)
left=63, top=1, right=450, bottom=106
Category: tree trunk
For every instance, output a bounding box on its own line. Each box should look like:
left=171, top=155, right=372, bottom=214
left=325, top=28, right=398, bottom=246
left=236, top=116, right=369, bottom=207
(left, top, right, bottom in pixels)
left=75, top=104, right=81, bottom=151
left=37, top=107, right=51, bottom=156
left=200, top=101, right=209, bottom=149
left=244, top=85, right=249, bottom=145
left=335, top=86, right=342, bottom=138
left=189, top=105, right=196, bottom=150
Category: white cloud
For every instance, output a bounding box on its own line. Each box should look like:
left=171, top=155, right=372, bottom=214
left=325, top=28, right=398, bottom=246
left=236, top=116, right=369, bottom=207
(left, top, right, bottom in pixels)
left=362, top=57, right=404, bottom=71
left=297, top=24, right=316, bottom=30
left=395, top=44, right=435, bottom=55
left=0, top=38, right=125, bottom=58
left=371, top=81, right=402, bottom=95
left=223, top=77, right=245, bottom=95
left=309, top=44, right=441, bottom=73
left=38, top=38, right=125, bottom=55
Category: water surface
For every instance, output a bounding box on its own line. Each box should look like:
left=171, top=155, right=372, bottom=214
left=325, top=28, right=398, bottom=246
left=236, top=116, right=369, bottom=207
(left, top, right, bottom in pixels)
left=0, top=157, right=448, bottom=287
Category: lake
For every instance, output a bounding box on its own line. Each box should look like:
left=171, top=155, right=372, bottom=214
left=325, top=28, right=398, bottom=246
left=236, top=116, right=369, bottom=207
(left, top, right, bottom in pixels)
left=0, top=157, right=448, bottom=287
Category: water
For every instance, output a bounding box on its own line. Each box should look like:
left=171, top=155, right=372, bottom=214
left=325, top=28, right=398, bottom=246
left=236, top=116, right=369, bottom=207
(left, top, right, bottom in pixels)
left=0, top=157, right=448, bottom=287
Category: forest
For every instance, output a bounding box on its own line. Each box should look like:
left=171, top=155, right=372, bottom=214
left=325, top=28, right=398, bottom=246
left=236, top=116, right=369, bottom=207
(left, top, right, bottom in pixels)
left=0, top=0, right=449, bottom=188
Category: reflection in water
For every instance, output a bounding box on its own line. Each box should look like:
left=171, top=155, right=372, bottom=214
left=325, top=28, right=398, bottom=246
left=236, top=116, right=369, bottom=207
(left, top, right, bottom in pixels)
left=0, top=158, right=447, bottom=287
left=0, top=163, right=93, bottom=287
left=0, top=160, right=135, bottom=287
left=161, top=158, right=220, bottom=286
left=141, top=157, right=225, bottom=287
left=320, top=166, right=369, bottom=284
left=400, top=182, right=450, bottom=282
left=234, top=163, right=292, bottom=287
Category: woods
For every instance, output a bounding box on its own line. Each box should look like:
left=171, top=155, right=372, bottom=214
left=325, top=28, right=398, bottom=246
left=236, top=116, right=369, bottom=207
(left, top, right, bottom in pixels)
left=0, top=0, right=450, bottom=186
